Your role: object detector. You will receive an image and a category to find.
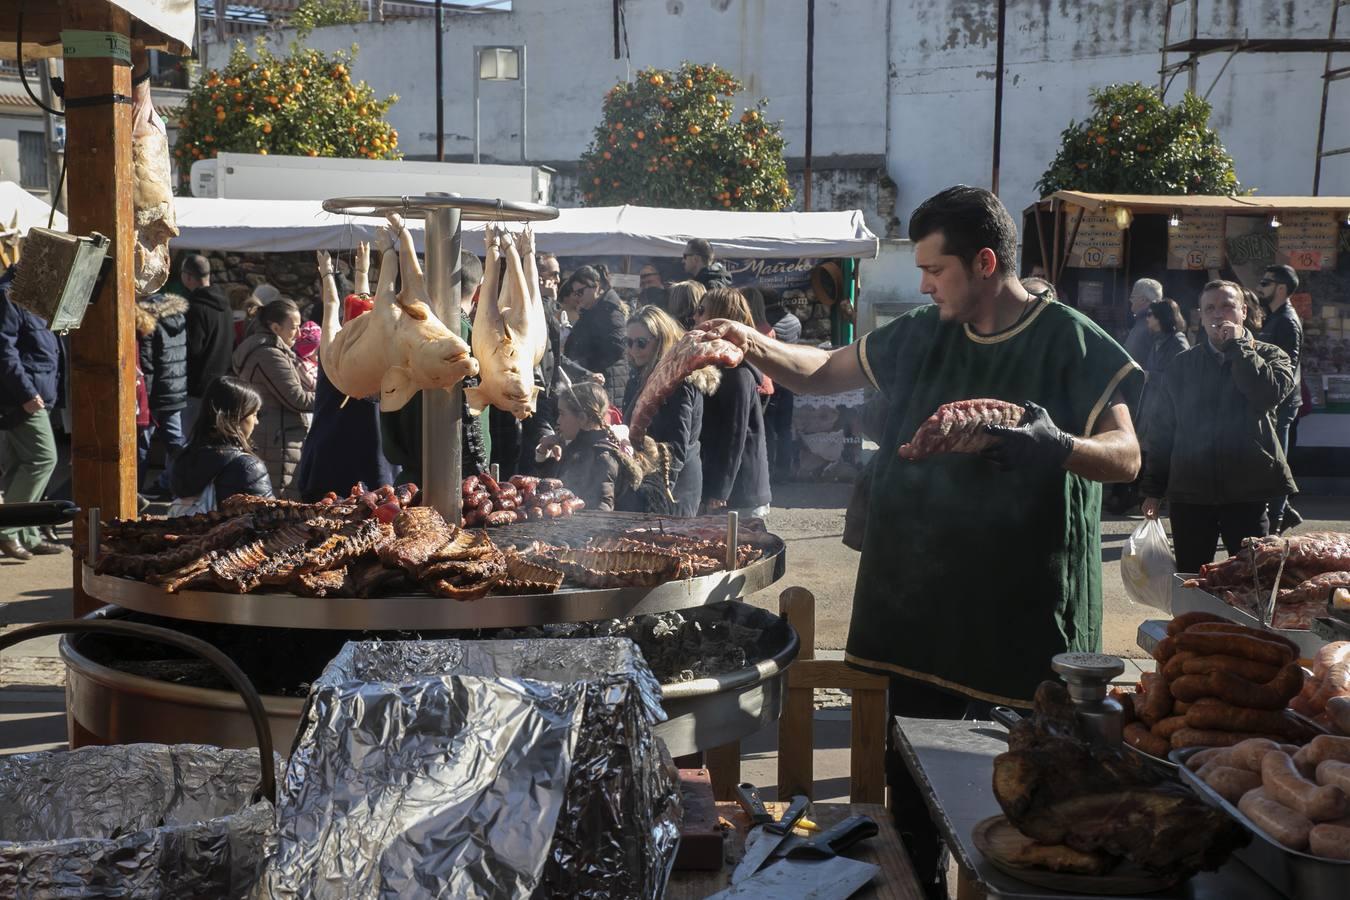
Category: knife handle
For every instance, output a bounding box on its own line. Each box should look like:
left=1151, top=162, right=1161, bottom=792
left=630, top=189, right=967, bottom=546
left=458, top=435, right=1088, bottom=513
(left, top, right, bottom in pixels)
left=735, top=782, right=771, bottom=825
left=770, top=794, right=812, bottom=835
left=794, top=815, right=879, bottom=858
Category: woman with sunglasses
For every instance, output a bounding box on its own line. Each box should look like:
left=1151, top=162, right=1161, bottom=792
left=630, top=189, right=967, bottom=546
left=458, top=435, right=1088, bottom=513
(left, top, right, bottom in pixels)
left=692, top=288, right=772, bottom=519
left=620, top=306, right=717, bottom=516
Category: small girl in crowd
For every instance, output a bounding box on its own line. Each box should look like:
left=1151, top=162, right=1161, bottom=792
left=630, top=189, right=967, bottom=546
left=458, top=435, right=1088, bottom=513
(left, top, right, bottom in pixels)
left=169, top=375, right=273, bottom=514
left=554, top=381, right=631, bottom=511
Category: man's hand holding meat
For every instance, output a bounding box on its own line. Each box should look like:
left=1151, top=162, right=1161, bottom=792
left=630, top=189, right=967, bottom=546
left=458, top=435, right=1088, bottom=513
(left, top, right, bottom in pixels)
left=982, top=401, right=1075, bottom=471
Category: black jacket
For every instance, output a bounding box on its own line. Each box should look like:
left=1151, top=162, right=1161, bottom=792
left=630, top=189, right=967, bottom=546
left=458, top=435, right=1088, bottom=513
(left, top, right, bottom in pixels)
left=0, top=283, right=60, bottom=412
left=700, top=362, right=771, bottom=509
left=621, top=365, right=718, bottom=517
left=136, top=293, right=190, bottom=413
left=557, top=428, right=641, bottom=512
left=185, top=285, right=236, bottom=398
left=1140, top=335, right=1297, bottom=505
left=564, top=290, right=629, bottom=404
left=695, top=262, right=733, bottom=291
left=170, top=443, right=273, bottom=501
left=1259, top=301, right=1303, bottom=415
left=297, top=367, right=394, bottom=502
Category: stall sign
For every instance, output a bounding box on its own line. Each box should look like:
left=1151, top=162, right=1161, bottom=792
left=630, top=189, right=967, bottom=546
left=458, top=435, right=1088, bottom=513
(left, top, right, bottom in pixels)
left=1064, top=209, right=1122, bottom=268
left=1167, top=211, right=1225, bottom=270
left=1277, top=211, right=1340, bottom=271
left=725, top=257, right=819, bottom=314
left=1224, top=216, right=1279, bottom=289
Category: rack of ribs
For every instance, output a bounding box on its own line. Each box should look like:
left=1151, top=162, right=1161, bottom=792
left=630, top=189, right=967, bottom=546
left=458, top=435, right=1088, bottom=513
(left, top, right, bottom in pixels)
left=898, top=399, right=1024, bottom=461
left=99, top=516, right=258, bottom=578
left=378, top=507, right=457, bottom=573
left=628, top=330, right=744, bottom=444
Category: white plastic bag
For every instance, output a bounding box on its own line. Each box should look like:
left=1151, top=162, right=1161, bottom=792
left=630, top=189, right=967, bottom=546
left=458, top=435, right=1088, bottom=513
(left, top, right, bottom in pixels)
left=1121, top=518, right=1176, bottom=612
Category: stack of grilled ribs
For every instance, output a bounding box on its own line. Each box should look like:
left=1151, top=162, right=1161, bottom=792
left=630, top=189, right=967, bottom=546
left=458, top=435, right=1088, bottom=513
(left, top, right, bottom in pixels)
left=91, top=492, right=763, bottom=600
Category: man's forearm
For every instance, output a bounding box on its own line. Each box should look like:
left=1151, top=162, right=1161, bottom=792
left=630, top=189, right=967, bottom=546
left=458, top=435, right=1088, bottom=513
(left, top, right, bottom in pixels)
left=742, top=333, right=864, bottom=395
left=1065, top=428, right=1140, bottom=483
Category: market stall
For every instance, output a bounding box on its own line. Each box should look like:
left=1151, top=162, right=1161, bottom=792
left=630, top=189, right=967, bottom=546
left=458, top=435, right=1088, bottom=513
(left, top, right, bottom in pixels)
left=1023, top=191, right=1350, bottom=484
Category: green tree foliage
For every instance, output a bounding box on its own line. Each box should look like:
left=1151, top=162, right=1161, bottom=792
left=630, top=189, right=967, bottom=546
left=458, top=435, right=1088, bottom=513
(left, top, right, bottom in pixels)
left=580, top=63, right=791, bottom=210
left=289, top=0, right=365, bottom=32
left=1037, top=83, right=1241, bottom=196
left=173, top=40, right=398, bottom=185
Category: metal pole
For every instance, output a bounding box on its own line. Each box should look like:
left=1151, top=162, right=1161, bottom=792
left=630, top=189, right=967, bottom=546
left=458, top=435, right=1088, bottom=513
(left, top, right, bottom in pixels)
left=520, top=45, right=528, bottom=163
left=804, top=0, right=815, bottom=211
left=435, top=0, right=445, bottom=161
left=473, top=48, right=481, bottom=165
left=992, top=0, right=1006, bottom=195
left=422, top=199, right=463, bottom=522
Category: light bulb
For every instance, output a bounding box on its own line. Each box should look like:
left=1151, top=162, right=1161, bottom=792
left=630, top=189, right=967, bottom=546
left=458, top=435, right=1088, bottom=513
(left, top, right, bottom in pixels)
left=1167, top=211, right=1181, bottom=228
left=1269, top=214, right=1281, bottom=228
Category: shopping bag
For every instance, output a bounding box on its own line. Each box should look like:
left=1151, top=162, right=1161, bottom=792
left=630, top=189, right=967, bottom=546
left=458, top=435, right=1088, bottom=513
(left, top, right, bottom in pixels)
left=1121, top=517, right=1176, bottom=612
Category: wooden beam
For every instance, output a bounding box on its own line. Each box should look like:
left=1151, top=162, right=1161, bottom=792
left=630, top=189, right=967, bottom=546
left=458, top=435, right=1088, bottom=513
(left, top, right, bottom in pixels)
left=788, top=660, right=889, bottom=691
left=849, top=687, right=887, bottom=804
left=63, top=4, right=137, bottom=616
left=777, top=586, right=816, bottom=799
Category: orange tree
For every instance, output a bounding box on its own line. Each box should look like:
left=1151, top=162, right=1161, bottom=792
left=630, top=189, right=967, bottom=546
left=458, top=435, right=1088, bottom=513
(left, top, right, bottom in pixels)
left=173, top=39, right=399, bottom=186
left=580, top=63, right=791, bottom=210
left=1036, top=83, right=1240, bottom=196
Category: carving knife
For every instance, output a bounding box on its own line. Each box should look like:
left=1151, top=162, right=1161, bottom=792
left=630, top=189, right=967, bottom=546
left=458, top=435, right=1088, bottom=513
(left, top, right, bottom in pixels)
left=706, top=855, right=879, bottom=900
left=730, top=793, right=811, bottom=883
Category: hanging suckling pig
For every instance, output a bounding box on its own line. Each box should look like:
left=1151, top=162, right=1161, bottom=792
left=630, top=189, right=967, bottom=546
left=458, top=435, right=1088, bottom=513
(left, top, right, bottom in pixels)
left=318, top=215, right=477, bottom=410
left=465, top=224, right=547, bottom=419
left=131, top=56, right=179, bottom=295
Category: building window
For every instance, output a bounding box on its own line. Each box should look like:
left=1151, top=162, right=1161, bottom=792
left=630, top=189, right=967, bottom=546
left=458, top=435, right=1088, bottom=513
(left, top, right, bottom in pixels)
left=18, top=132, right=48, bottom=191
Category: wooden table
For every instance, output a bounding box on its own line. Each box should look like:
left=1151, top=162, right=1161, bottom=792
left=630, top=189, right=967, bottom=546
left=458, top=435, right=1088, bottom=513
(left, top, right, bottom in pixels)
left=665, top=801, right=925, bottom=899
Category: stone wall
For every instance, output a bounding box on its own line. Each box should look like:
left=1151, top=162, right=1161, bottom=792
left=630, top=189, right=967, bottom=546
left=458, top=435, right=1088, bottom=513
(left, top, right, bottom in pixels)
left=196, top=250, right=360, bottom=320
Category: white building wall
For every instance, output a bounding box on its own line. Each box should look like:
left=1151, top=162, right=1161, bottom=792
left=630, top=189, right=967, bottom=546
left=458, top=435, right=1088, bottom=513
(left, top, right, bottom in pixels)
left=0, top=112, right=51, bottom=204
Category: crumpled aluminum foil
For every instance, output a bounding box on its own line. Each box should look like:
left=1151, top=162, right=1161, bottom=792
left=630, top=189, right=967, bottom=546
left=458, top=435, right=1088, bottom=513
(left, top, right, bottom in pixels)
left=256, top=637, right=681, bottom=900
left=0, top=743, right=278, bottom=899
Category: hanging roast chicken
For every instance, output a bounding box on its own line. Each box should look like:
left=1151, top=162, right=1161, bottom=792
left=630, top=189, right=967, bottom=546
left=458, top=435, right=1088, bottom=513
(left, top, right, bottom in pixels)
left=319, top=214, right=478, bottom=410
left=465, top=224, right=549, bottom=419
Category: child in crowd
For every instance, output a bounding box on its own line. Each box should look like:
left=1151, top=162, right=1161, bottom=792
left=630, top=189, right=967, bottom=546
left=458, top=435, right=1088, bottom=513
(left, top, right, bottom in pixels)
left=169, top=375, right=273, bottom=514
left=293, top=320, right=321, bottom=392
left=553, top=381, right=644, bottom=512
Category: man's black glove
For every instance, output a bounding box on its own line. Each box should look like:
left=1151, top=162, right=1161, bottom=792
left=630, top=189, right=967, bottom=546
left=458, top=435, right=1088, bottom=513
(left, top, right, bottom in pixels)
left=981, top=401, right=1075, bottom=471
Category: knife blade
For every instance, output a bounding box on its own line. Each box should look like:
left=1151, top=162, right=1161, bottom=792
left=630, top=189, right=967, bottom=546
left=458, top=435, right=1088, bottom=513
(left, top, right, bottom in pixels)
left=706, top=855, right=879, bottom=900
left=774, top=814, right=878, bottom=860
left=730, top=794, right=811, bottom=884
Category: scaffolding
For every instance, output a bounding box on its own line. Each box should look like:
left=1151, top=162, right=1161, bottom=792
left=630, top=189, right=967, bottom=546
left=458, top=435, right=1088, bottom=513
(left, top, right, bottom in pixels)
left=1160, top=0, right=1350, bottom=194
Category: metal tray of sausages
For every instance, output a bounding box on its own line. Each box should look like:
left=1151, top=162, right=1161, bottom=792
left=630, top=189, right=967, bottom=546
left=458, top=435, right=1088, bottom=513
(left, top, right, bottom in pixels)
left=1172, top=747, right=1350, bottom=898
left=1171, top=575, right=1328, bottom=660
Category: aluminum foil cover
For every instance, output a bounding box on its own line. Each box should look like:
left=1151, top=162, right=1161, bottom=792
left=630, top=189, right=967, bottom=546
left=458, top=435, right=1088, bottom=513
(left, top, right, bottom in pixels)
left=257, top=637, right=680, bottom=900
left=0, top=743, right=277, bottom=899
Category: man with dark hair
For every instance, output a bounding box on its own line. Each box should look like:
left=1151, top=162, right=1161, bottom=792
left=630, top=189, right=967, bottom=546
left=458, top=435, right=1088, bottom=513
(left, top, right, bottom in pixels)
left=1258, top=264, right=1304, bottom=532
left=181, top=254, right=234, bottom=432
left=537, top=252, right=561, bottom=301
left=698, top=184, right=1143, bottom=897
left=683, top=237, right=731, bottom=290
left=638, top=263, right=664, bottom=290
left=1141, top=280, right=1296, bottom=570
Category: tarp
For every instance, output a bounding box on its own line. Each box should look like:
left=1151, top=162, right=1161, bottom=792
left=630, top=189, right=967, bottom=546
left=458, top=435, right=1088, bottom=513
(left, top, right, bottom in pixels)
left=0, top=181, right=66, bottom=236
left=170, top=198, right=880, bottom=259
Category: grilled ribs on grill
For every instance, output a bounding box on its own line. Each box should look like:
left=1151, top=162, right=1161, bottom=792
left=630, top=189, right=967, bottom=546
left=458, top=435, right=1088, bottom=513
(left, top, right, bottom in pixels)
left=99, top=516, right=258, bottom=578
left=379, top=507, right=457, bottom=572
left=898, top=399, right=1024, bottom=461
left=993, top=682, right=1247, bottom=876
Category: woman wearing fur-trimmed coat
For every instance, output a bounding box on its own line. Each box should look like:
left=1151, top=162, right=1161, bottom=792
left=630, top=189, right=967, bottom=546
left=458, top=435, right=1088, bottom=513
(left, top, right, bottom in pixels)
left=232, top=299, right=313, bottom=497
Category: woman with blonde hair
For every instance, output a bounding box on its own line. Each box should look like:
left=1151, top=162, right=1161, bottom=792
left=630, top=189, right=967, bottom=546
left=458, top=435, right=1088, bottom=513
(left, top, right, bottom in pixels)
left=620, top=306, right=717, bottom=515
left=664, top=280, right=706, bottom=329
left=693, top=288, right=772, bottom=518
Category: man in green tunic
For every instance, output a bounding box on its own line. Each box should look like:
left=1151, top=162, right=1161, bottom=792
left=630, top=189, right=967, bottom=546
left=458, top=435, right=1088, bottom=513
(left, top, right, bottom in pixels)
left=699, top=186, right=1143, bottom=897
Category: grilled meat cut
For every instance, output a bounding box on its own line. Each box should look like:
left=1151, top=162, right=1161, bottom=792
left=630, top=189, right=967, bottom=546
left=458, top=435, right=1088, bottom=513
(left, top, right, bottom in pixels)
left=898, top=399, right=1024, bottom=461
left=543, top=546, right=683, bottom=588
left=293, top=568, right=349, bottom=597
left=497, top=553, right=566, bottom=595
left=379, top=507, right=457, bottom=572
left=628, top=330, right=744, bottom=444
left=99, top=516, right=258, bottom=578
left=993, top=681, right=1248, bottom=876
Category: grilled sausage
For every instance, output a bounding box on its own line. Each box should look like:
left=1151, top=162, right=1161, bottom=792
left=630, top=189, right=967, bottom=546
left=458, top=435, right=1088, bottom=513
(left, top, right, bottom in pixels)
left=1262, top=751, right=1349, bottom=822
left=1125, top=722, right=1170, bottom=758
left=1153, top=715, right=1189, bottom=740
left=485, top=510, right=516, bottom=527
left=1154, top=636, right=1178, bottom=663
left=563, top=497, right=586, bottom=514
left=1310, top=823, right=1350, bottom=860
left=1162, top=650, right=1198, bottom=682
left=1184, top=699, right=1321, bottom=741
left=1240, top=787, right=1314, bottom=851
left=1167, top=611, right=1229, bottom=636
left=1169, top=663, right=1305, bottom=710
left=1202, top=765, right=1262, bottom=804
left=1173, top=632, right=1295, bottom=668
left=1138, top=672, right=1173, bottom=725
left=1184, top=622, right=1300, bottom=656
left=1181, top=654, right=1281, bottom=685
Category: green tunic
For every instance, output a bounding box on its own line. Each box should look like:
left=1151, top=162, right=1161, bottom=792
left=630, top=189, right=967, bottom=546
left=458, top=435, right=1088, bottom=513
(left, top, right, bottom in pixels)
left=848, top=299, right=1142, bottom=707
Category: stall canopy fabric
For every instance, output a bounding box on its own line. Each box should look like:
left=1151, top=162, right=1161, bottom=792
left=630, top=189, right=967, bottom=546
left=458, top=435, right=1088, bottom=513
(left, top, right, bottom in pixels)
left=1042, top=191, right=1350, bottom=214
left=0, top=181, right=67, bottom=236
left=170, top=199, right=880, bottom=259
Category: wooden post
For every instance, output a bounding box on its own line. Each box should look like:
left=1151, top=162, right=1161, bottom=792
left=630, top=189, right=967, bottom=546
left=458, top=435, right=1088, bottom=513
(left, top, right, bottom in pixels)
left=777, top=586, right=816, bottom=798
left=64, top=5, right=138, bottom=615
left=704, top=741, right=741, bottom=802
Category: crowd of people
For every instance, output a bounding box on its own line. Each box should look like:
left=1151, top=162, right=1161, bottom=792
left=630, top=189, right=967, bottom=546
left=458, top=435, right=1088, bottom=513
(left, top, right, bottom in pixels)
left=10, top=237, right=804, bottom=542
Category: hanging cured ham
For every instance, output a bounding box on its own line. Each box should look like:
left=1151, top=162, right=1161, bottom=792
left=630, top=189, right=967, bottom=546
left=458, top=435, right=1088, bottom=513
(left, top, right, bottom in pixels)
left=319, top=215, right=477, bottom=410
left=465, top=225, right=549, bottom=419
left=131, top=73, right=178, bottom=294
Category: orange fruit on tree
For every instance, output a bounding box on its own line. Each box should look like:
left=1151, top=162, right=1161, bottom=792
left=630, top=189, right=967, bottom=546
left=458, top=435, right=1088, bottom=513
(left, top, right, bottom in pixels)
left=688, top=124, right=701, bottom=135
left=262, top=122, right=272, bottom=133
left=216, top=110, right=226, bottom=122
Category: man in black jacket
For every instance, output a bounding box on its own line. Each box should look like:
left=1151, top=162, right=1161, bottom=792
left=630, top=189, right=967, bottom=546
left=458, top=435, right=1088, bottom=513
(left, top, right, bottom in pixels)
left=563, top=265, right=629, bottom=405
left=1141, top=280, right=1296, bottom=573
left=0, top=269, right=62, bottom=560
left=1258, top=264, right=1304, bottom=532
left=181, top=254, right=234, bottom=431
left=682, top=238, right=732, bottom=290
left=135, top=291, right=190, bottom=497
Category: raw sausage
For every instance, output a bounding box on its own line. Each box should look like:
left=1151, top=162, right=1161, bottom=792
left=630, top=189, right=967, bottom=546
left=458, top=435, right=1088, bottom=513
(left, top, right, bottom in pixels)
left=1169, top=663, right=1305, bottom=710
left=1202, top=765, right=1262, bottom=804
left=1328, top=696, right=1350, bottom=737
left=1181, top=654, right=1281, bottom=685
left=1239, top=787, right=1314, bottom=851
left=1171, top=728, right=1285, bottom=749
left=1174, top=632, right=1295, bottom=668
left=1124, top=722, right=1170, bottom=758
left=1261, top=751, right=1349, bottom=822
left=1184, top=747, right=1231, bottom=771
left=1317, top=760, right=1350, bottom=794
left=1314, top=642, right=1350, bottom=679
left=1167, top=611, right=1228, bottom=636
left=1309, top=823, right=1350, bottom=860
left=1294, top=735, right=1350, bottom=769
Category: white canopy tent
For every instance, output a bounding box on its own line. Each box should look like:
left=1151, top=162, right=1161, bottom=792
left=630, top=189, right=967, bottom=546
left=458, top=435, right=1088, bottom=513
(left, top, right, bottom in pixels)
left=0, top=181, right=67, bottom=236
left=169, top=198, right=879, bottom=259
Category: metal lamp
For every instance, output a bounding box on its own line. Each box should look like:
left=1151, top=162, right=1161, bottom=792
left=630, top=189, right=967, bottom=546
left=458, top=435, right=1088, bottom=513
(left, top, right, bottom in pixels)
left=473, top=45, right=527, bottom=164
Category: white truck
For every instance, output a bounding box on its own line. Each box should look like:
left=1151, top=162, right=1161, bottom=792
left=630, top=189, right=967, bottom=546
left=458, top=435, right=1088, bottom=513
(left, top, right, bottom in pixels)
left=189, top=153, right=553, bottom=204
